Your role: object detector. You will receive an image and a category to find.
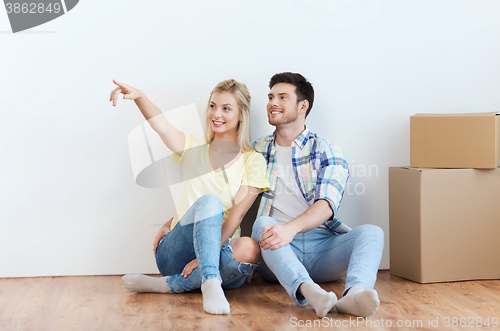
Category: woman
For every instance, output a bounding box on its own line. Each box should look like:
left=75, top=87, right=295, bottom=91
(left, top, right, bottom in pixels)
left=110, top=79, right=269, bottom=315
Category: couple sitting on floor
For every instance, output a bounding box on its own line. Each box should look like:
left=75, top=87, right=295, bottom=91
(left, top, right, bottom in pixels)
left=110, top=72, right=384, bottom=318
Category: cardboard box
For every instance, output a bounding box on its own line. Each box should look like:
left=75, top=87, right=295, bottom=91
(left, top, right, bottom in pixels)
left=389, top=167, right=500, bottom=283
left=410, top=112, right=500, bottom=169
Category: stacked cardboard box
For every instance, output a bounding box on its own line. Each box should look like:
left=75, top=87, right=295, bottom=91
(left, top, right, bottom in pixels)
left=389, top=112, right=500, bottom=283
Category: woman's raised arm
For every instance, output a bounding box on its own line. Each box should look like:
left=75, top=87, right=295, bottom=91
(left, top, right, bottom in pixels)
left=110, top=80, right=185, bottom=156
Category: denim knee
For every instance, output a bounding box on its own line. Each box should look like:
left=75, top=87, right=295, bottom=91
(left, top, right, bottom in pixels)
left=251, top=216, right=278, bottom=240
left=197, top=194, right=223, bottom=209
left=352, top=224, right=384, bottom=245
left=195, top=194, right=223, bottom=222
left=220, top=241, right=257, bottom=290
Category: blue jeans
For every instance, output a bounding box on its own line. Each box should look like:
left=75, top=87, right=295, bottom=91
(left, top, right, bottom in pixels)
left=155, top=194, right=256, bottom=293
left=251, top=216, right=384, bottom=305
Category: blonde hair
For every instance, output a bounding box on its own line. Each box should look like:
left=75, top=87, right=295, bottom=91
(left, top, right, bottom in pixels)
left=204, top=79, right=253, bottom=151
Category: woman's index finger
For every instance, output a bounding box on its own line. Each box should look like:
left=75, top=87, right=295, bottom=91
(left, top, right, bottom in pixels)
left=112, top=79, right=127, bottom=89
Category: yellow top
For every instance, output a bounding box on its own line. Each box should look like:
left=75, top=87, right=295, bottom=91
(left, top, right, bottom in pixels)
left=170, top=132, right=270, bottom=238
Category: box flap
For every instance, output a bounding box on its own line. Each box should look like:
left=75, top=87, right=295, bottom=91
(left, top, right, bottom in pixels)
left=391, top=166, right=422, bottom=172
left=389, top=167, right=423, bottom=282
left=496, top=115, right=500, bottom=165
left=411, top=112, right=499, bottom=117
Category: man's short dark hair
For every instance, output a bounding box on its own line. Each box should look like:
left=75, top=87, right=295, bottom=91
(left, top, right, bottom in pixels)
left=269, top=72, right=314, bottom=118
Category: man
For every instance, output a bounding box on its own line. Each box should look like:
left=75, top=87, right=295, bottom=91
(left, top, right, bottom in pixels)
left=251, top=72, right=384, bottom=318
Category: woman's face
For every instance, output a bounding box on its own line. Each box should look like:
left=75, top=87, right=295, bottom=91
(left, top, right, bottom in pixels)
left=207, top=91, right=241, bottom=138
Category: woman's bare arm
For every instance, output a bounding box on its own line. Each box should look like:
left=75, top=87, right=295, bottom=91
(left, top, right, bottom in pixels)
left=181, top=186, right=261, bottom=277
left=110, top=80, right=185, bottom=156
left=220, top=185, right=261, bottom=248
left=153, top=217, right=173, bottom=257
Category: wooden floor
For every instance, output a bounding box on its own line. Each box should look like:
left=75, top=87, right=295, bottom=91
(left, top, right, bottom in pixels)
left=1, top=271, right=499, bottom=331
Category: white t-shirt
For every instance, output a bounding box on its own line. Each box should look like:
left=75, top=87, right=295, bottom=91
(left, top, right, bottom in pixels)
left=269, top=143, right=316, bottom=226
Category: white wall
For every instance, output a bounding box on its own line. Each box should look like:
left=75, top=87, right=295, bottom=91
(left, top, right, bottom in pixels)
left=1, top=0, right=499, bottom=277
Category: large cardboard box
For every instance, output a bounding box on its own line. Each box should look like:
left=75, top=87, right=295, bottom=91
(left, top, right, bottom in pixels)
left=410, top=112, right=500, bottom=169
left=389, top=167, right=500, bottom=283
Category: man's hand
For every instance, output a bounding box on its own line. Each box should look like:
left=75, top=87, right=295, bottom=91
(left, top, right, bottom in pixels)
left=153, top=218, right=173, bottom=257
left=182, top=259, right=198, bottom=278
left=259, top=224, right=297, bottom=250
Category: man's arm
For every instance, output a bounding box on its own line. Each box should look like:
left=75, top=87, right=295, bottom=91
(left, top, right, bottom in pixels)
left=259, top=199, right=332, bottom=250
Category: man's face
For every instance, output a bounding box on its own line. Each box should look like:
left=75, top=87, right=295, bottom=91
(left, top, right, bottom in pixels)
left=267, top=83, right=300, bottom=127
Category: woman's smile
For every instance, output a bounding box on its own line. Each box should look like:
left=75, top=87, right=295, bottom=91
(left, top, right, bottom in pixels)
left=212, top=119, right=226, bottom=127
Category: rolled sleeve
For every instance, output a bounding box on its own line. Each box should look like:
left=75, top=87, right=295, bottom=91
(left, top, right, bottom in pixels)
left=314, top=143, right=349, bottom=220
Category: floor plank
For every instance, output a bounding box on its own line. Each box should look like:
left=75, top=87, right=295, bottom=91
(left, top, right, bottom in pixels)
left=0, top=271, right=499, bottom=330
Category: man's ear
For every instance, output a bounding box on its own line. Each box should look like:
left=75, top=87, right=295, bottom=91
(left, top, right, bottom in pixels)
left=298, top=100, right=309, bottom=115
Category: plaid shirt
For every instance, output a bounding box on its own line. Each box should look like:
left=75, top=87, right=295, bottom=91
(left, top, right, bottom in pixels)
left=253, top=127, right=351, bottom=234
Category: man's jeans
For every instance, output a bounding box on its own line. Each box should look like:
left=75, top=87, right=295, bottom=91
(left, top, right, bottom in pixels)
left=155, top=194, right=256, bottom=293
left=251, top=216, right=384, bottom=305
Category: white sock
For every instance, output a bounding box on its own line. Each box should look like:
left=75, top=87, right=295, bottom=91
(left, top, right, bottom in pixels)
left=200, top=278, right=230, bottom=315
left=335, top=285, right=380, bottom=317
left=299, top=281, right=338, bottom=318
left=122, top=274, right=170, bottom=293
